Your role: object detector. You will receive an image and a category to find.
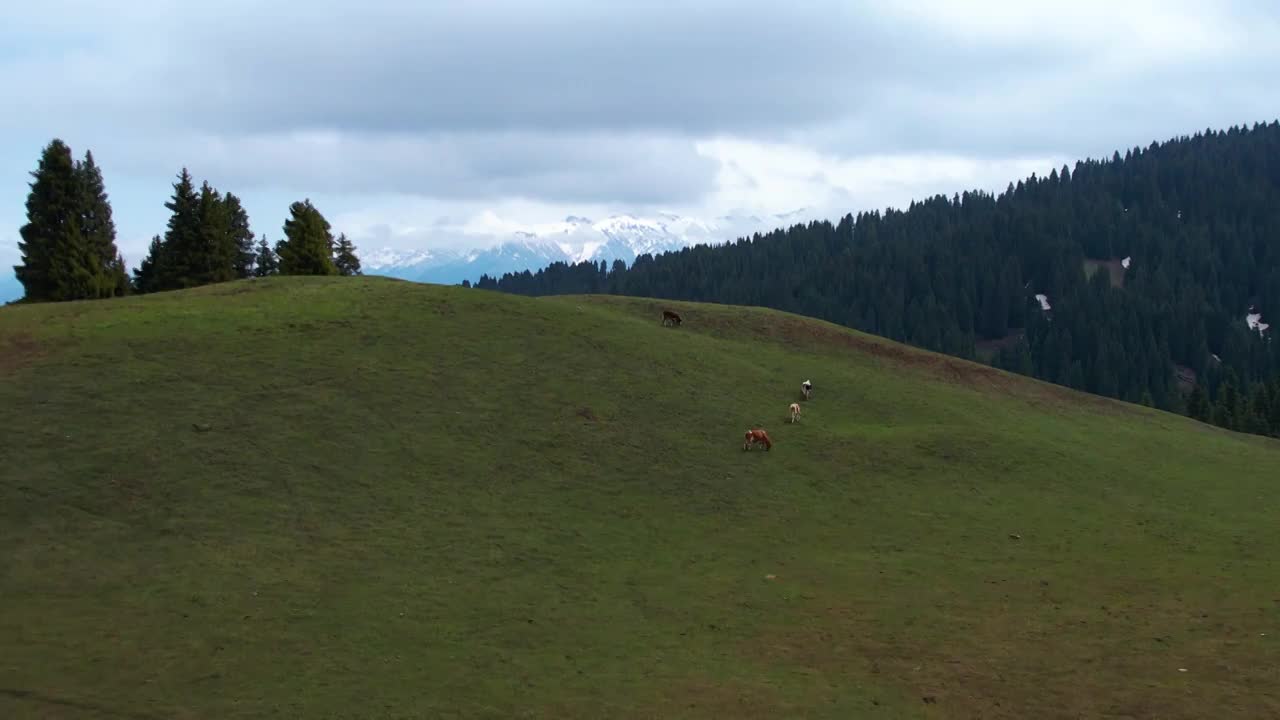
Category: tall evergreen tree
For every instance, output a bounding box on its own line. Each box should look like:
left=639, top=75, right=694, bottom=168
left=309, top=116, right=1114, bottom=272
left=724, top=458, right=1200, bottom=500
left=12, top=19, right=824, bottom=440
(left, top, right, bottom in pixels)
left=223, top=192, right=256, bottom=279
left=192, top=181, right=236, bottom=285
left=333, top=233, right=362, bottom=276
left=74, top=150, right=125, bottom=297
left=1187, top=384, right=1210, bottom=422
left=158, top=168, right=202, bottom=290
left=14, top=139, right=103, bottom=302
left=253, top=237, right=279, bottom=277
left=133, top=235, right=166, bottom=294
left=1244, top=383, right=1272, bottom=436
left=108, top=253, right=130, bottom=296
left=277, top=200, right=338, bottom=276
left=1212, top=398, right=1235, bottom=430
left=1269, top=380, right=1280, bottom=434
left=1215, top=374, right=1241, bottom=430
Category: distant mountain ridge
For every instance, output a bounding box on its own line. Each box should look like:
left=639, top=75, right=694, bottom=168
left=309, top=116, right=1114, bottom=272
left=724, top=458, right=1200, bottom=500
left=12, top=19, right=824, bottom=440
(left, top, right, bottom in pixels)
left=362, top=210, right=812, bottom=285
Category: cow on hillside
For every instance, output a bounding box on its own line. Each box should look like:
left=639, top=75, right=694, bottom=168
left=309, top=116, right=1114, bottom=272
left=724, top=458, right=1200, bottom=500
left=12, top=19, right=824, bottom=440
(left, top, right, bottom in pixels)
left=743, top=428, right=773, bottom=451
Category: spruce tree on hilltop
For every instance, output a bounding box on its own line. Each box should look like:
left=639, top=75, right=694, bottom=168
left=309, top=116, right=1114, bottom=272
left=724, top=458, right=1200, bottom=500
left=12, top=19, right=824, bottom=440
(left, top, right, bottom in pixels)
left=277, top=200, right=338, bottom=276
left=132, top=235, right=166, bottom=294
left=135, top=168, right=201, bottom=291
left=109, top=253, right=130, bottom=296
left=192, top=181, right=236, bottom=285
left=333, top=233, right=362, bottom=276
left=14, top=139, right=106, bottom=302
left=223, top=192, right=256, bottom=279
left=253, top=237, right=279, bottom=277
left=75, top=150, right=128, bottom=297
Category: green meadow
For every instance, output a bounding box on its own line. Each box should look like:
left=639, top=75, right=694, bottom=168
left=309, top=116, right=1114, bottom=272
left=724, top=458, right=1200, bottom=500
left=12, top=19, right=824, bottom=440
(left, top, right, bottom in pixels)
left=2, top=277, right=1277, bottom=718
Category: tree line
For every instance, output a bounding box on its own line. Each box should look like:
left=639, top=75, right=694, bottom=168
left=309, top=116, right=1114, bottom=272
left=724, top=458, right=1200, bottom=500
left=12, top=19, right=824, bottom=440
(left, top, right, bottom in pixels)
left=477, top=121, right=1280, bottom=440
left=13, top=138, right=362, bottom=303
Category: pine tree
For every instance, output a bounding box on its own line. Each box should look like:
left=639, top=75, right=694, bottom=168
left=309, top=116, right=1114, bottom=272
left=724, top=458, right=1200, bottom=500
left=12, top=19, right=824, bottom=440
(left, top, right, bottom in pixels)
left=192, top=181, right=236, bottom=285
left=1187, top=384, right=1210, bottom=422
left=333, top=233, right=362, bottom=276
left=1067, top=361, right=1085, bottom=390
left=277, top=200, right=338, bottom=276
left=223, top=192, right=256, bottom=279
left=74, top=150, right=125, bottom=298
left=109, top=252, right=130, bottom=296
left=1211, top=399, right=1234, bottom=430
left=1215, top=374, right=1241, bottom=430
left=1243, top=383, right=1272, bottom=436
left=253, top=237, right=279, bottom=277
left=133, top=235, right=166, bottom=294
left=159, top=169, right=201, bottom=290
left=1269, top=380, right=1280, bottom=434
left=14, top=139, right=102, bottom=302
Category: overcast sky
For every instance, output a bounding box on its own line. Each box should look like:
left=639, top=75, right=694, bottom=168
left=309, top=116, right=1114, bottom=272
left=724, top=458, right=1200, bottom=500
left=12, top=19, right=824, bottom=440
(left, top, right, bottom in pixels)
left=3, top=0, right=1278, bottom=268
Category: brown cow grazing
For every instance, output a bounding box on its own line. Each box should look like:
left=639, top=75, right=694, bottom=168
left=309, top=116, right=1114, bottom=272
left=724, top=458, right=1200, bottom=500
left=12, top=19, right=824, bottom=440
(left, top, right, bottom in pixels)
left=789, top=402, right=801, bottom=423
left=743, top=428, right=773, bottom=451
left=662, top=309, right=683, bottom=327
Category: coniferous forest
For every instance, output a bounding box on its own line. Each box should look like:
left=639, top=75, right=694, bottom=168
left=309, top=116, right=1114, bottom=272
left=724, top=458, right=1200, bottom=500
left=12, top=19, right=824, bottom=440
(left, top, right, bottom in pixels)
left=478, top=122, right=1280, bottom=439
left=12, top=139, right=362, bottom=304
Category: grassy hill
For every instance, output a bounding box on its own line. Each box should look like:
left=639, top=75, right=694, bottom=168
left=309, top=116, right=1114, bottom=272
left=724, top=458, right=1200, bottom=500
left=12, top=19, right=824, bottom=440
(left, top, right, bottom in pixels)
left=2, top=276, right=1278, bottom=719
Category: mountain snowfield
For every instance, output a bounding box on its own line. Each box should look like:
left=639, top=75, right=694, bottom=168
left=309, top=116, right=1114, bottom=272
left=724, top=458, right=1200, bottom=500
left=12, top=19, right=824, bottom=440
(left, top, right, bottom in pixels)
left=361, top=210, right=814, bottom=285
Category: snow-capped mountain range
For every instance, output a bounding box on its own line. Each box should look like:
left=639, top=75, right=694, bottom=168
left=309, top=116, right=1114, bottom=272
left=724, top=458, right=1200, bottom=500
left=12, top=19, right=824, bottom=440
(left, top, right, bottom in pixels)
left=361, top=210, right=814, bottom=285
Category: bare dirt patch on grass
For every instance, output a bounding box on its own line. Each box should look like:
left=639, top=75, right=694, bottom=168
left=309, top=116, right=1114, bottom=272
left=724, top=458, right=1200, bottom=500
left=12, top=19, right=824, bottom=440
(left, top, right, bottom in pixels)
left=0, top=332, right=48, bottom=376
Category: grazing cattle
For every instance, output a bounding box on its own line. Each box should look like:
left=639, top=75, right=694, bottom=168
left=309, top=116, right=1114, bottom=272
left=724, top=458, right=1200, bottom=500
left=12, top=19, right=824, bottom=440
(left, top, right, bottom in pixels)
left=743, top=428, right=773, bottom=451
left=789, top=402, right=801, bottom=423
left=801, top=379, right=813, bottom=400
left=661, top=309, right=683, bottom=327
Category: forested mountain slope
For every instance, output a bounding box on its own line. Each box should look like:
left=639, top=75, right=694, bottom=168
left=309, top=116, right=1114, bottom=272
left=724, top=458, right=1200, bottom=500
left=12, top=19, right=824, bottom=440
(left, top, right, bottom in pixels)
left=480, top=122, right=1280, bottom=437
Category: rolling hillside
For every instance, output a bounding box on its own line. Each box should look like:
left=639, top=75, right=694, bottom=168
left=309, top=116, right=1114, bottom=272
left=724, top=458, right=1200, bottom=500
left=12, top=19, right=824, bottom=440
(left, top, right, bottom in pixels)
left=2, top=277, right=1279, bottom=719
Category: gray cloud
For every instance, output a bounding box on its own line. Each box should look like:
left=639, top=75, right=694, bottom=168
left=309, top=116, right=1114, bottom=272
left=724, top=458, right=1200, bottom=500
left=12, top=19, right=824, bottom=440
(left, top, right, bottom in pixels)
left=6, top=1, right=1278, bottom=148
left=102, top=130, right=717, bottom=204
left=2, top=1, right=1065, bottom=139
